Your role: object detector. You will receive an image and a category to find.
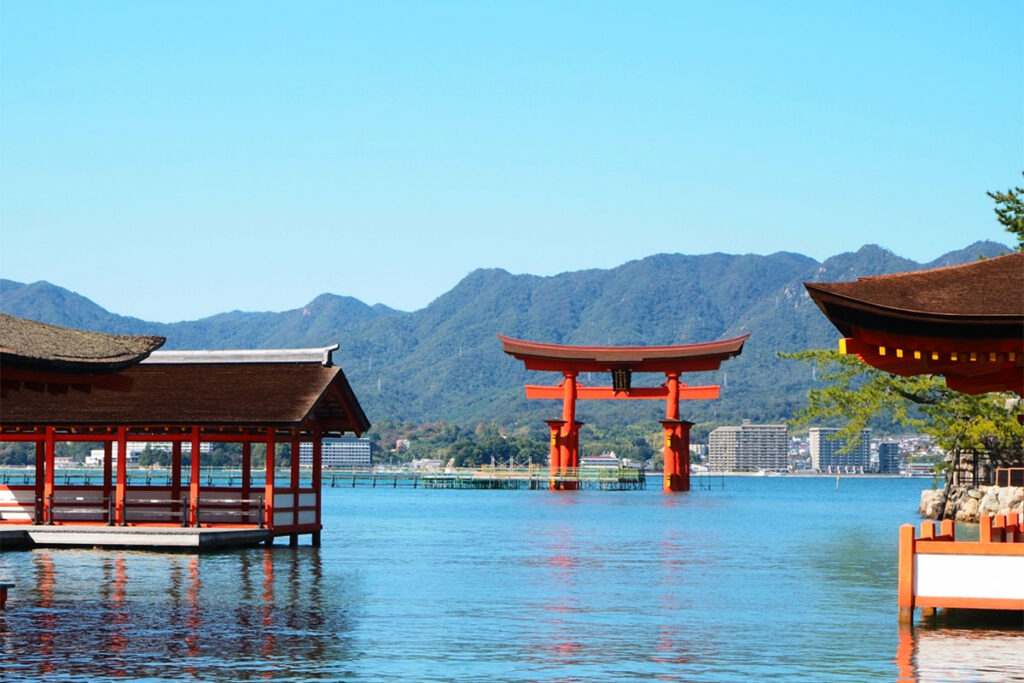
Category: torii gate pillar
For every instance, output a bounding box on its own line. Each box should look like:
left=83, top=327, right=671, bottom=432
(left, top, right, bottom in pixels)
left=661, top=371, right=692, bottom=492
left=544, top=420, right=565, bottom=490
left=661, top=419, right=694, bottom=492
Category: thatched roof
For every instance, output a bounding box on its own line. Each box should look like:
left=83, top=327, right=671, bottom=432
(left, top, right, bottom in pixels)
left=0, top=314, right=165, bottom=373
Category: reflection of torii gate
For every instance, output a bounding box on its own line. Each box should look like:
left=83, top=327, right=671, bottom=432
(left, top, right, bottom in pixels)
left=499, top=334, right=748, bottom=492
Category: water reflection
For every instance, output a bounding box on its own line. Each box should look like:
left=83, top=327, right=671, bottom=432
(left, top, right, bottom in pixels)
left=896, top=613, right=1024, bottom=682
left=1, top=547, right=357, bottom=681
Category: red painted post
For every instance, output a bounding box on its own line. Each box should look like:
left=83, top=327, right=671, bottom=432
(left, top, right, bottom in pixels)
left=189, top=426, right=201, bottom=527
left=265, top=429, right=276, bottom=532
left=242, top=441, right=252, bottom=524
left=170, top=441, right=182, bottom=523
left=980, top=514, right=993, bottom=543
left=678, top=420, right=693, bottom=492
left=43, top=427, right=55, bottom=524
left=103, top=440, right=114, bottom=522
left=665, top=372, right=680, bottom=421
left=544, top=420, right=565, bottom=490
left=897, top=524, right=916, bottom=623
left=312, top=429, right=322, bottom=544
left=660, top=420, right=680, bottom=492
left=115, top=426, right=127, bottom=526
left=34, top=440, right=44, bottom=524
left=560, top=373, right=578, bottom=489
left=939, top=519, right=955, bottom=540
left=291, top=432, right=300, bottom=530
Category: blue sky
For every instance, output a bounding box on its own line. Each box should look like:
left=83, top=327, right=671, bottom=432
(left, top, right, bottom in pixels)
left=1, top=1, right=1021, bottom=322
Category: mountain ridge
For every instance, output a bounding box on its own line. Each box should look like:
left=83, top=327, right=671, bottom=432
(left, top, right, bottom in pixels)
left=1, top=240, right=1012, bottom=431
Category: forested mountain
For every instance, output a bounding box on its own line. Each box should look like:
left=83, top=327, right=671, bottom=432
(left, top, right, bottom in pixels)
left=1, top=241, right=1011, bottom=436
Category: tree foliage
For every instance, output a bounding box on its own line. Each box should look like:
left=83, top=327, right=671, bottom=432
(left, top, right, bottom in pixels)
left=780, top=349, right=1022, bottom=466
left=987, top=172, right=1024, bottom=251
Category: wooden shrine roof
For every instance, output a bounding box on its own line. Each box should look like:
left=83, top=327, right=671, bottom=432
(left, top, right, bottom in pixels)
left=0, top=314, right=165, bottom=373
left=1, top=347, right=371, bottom=436
left=803, top=252, right=1023, bottom=395
left=804, top=252, right=1024, bottom=340
left=498, top=334, right=749, bottom=373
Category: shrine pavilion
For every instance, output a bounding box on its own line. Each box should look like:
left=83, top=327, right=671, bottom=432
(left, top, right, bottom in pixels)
left=0, top=314, right=369, bottom=549
left=804, top=252, right=1024, bottom=619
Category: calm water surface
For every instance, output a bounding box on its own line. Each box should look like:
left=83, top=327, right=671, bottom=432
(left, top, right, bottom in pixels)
left=1, top=477, right=1021, bottom=681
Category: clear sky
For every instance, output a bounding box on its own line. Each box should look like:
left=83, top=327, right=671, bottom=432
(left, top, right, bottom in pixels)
left=1, top=1, right=1021, bottom=322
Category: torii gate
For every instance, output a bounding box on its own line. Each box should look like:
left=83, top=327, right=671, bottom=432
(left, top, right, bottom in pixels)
left=499, top=334, right=748, bottom=492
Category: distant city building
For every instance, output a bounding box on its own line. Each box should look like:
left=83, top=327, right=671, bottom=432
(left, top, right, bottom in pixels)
left=300, top=437, right=372, bottom=468
left=708, top=420, right=788, bottom=471
left=878, top=441, right=901, bottom=474
left=580, top=452, right=620, bottom=469
left=85, top=441, right=212, bottom=467
left=809, top=427, right=872, bottom=472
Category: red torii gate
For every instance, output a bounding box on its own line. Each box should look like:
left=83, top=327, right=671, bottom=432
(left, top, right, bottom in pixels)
left=499, top=334, right=748, bottom=492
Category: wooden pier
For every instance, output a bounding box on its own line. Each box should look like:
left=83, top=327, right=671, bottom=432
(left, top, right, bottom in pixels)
left=322, top=466, right=647, bottom=490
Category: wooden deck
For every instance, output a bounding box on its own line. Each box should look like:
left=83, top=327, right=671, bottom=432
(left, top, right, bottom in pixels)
left=0, top=523, right=272, bottom=551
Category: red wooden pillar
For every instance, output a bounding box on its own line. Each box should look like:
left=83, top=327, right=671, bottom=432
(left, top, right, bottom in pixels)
left=171, top=441, right=182, bottom=523
left=103, top=440, right=113, bottom=523
left=678, top=420, right=693, bottom=492
left=34, top=440, right=44, bottom=524
left=264, top=429, right=276, bottom=532
left=312, top=429, right=322, bottom=546
left=290, top=431, right=300, bottom=542
left=43, top=428, right=55, bottom=524
left=242, top=441, right=252, bottom=524
left=560, top=373, right=578, bottom=489
left=544, top=420, right=565, bottom=490
left=662, top=372, right=682, bottom=492
left=661, top=419, right=680, bottom=491
left=189, top=426, right=201, bottom=527
left=897, top=524, right=916, bottom=623
left=115, top=426, right=127, bottom=525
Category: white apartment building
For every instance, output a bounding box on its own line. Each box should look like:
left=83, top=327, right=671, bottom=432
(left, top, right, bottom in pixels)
left=708, top=420, right=788, bottom=472
left=85, top=441, right=211, bottom=466
left=299, top=437, right=372, bottom=468
left=809, top=427, right=872, bottom=472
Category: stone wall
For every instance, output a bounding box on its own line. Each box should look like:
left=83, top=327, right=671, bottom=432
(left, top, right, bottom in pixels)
left=919, top=485, right=1024, bottom=522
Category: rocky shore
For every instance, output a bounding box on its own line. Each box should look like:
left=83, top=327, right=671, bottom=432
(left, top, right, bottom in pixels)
left=919, top=485, right=1024, bottom=522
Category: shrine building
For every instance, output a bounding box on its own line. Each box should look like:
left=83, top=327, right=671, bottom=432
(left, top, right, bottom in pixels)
left=0, top=314, right=369, bottom=549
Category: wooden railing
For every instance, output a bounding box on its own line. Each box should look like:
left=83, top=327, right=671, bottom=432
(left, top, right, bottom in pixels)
left=898, top=513, right=1024, bottom=621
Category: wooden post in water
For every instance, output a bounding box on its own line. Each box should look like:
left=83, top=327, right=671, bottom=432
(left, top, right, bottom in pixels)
left=897, top=524, right=915, bottom=623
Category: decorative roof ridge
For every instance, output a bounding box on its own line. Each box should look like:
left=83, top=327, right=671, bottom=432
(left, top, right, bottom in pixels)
left=143, top=345, right=339, bottom=367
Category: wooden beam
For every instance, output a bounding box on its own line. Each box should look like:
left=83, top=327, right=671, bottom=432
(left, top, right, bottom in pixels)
left=524, top=384, right=719, bottom=400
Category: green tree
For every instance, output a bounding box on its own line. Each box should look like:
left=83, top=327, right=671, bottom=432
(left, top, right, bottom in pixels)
left=781, top=348, right=1022, bottom=469
left=987, top=173, right=1024, bottom=251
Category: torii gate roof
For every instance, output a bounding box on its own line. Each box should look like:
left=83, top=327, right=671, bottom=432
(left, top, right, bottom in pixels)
left=498, top=334, right=749, bottom=373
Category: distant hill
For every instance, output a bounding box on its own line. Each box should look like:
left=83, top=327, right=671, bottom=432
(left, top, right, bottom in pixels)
left=1, top=240, right=1012, bottom=433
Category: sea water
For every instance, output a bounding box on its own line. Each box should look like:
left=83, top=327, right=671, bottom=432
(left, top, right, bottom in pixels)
left=1, top=477, right=1021, bottom=681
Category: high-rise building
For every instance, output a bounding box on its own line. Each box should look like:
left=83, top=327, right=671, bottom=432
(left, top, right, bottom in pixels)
left=809, top=427, right=871, bottom=472
left=708, top=420, right=788, bottom=471
left=299, top=437, right=372, bottom=468
left=878, top=441, right=900, bottom=474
